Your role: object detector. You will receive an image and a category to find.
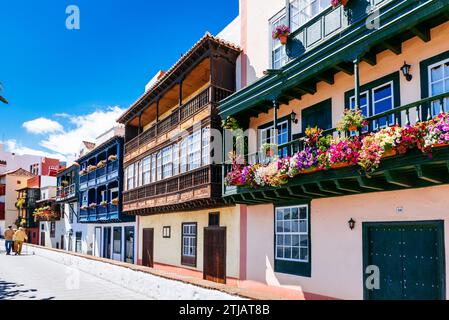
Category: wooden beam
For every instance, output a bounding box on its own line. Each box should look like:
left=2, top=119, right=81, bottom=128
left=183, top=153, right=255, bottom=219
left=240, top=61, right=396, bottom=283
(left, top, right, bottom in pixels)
left=334, top=62, right=354, bottom=75
left=334, top=180, right=362, bottom=193
left=298, top=82, right=317, bottom=95
left=301, top=184, right=327, bottom=197
left=383, top=40, right=402, bottom=55
left=316, top=72, right=335, bottom=85
left=384, top=171, right=413, bottom=188
left=287, top=187, right=311, bottom=199
left=361, top=51, right=377, bottom=66
left=356, top=176, right=385, bottom=191
left=411, top=25, right=431, bottom=43
left=317, top=182, right=343, bottom=195
left=416, top=165, right=443, bottom=184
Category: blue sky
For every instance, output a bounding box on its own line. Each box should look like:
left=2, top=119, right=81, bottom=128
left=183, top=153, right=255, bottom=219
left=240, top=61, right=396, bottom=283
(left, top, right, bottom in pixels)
left=0, top=0, right=238, bottom=161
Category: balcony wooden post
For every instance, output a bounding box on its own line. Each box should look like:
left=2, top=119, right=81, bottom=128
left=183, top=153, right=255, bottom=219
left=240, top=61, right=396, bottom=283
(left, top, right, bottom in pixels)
left=179, top=79, right=183, bottom=122
left=156, top=98, right=160, bottom=135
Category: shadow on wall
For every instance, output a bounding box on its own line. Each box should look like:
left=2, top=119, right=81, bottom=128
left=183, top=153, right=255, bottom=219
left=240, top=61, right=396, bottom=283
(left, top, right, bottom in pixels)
left=244, top=55, right=258, bottom=87
left=0, top=280, right=54, bottom=300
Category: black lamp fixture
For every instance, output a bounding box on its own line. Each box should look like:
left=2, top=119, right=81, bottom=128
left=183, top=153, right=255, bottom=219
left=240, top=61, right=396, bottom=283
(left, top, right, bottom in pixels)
left=348, top=218, right=356, bottom=230
left=401, top=61, right=413, bottom=82
left=290, top=111, right=298, bottom=124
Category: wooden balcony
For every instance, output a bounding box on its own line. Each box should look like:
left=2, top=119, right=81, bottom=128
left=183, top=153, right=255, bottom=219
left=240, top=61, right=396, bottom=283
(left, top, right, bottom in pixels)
left=123, top=165, right=224, bottom=215
left=124, top=85, right=232, bottom=163
left=224, top=92, right=449, bottom=204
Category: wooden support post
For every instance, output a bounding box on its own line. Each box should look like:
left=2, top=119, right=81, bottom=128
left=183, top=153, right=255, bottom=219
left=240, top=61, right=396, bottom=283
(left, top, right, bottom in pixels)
left=273, top=99, right=278, bottom=146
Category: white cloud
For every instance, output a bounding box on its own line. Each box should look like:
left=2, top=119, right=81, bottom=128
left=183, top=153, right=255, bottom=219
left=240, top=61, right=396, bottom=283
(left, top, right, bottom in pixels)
left=5, top=139, right=67, bottom=161
left=39, top=106, right=125, bottom=162
left=23, top=117, right=64, bottom=134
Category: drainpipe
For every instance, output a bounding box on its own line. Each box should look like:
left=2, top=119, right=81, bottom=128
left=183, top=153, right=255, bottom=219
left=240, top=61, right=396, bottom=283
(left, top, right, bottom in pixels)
left=354, top=56, right=361, bottom=109
left=273, top=99, right=278, bottom=145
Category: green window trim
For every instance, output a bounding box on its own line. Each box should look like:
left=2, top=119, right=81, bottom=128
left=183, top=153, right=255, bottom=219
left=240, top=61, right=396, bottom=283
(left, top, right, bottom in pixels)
left=300, top=98, right=333, bottom=135
left=420, top=49, right=449, bottom=120
left=274, top=201, right=312, bottom=278
left=344, top=72, right=401, bottom=115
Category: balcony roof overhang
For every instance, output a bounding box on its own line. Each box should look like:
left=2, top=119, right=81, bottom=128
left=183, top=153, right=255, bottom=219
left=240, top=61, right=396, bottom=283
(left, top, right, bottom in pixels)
left=224, top=147, right=449, bottom=205
left=118, top=33, right=241, bottom=125
left=219, top=0, right=449, bottom=119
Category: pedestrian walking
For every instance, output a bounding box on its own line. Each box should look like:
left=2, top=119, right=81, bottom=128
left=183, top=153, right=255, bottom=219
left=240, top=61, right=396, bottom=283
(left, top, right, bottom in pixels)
left=12, top=228, right=18, bottom=254
left=13, top=227, right=28, bottom=256
left=4, top=226, right=14, bottom=255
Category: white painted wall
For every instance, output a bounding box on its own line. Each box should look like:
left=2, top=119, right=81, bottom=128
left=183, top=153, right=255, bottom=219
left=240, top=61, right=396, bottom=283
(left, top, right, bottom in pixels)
left=24, top=244, right=241, bottom=300
left=0, top=144, right=42, bottom=175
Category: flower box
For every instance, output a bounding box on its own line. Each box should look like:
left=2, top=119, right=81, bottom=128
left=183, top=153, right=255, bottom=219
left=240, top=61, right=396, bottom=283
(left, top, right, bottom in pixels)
left=330, top=162, right=352, bottom=170
left=381, top=148, right=397, bottom=159
left=432, top=142, right=449, bottom=149
left=301, top=167, right=319, bottom=175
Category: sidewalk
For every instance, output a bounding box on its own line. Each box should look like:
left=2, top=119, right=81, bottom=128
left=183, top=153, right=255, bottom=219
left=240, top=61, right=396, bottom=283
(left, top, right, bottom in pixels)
left=6, top=242, right=319, bottom=300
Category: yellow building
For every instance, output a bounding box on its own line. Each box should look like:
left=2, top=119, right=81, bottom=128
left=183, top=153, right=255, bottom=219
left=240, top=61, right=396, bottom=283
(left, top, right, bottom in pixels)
left=118, top=34, right=242, bottom=283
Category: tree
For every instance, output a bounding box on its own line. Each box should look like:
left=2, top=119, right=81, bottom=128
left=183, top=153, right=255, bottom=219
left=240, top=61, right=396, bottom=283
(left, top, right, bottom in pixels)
left=0, top=82, right=9, bottom=104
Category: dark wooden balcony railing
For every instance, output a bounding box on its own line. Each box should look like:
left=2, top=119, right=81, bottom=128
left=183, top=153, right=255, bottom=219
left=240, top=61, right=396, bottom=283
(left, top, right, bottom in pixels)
left=125, top=86, right=233, bottom=155
left=123, top=165, right=221, bottom=204
left=224, top=92, right=449, bottom=175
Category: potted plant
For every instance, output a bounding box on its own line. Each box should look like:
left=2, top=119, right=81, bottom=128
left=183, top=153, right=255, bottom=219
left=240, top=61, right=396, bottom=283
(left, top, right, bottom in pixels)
left=15, top=198, right=25, bottom=209
left=111, top=198, right=119, bottom=206
left=332, top=0, right=350, bottom=8
left=61, top=180, right=69, bottom=187
left=325, top=137, right=362, bottom=169
left=100, top=200, right=108, bottom=207
left=97, top=160, right=107, bottom=168
left=337, top=109, right=368, bottom=133
left=419, top=113, right=449, bottom=152
left=80, top=205, right=89, bottom=211
left=87, top=165, right=97, bottom=172
left=89, top=203, right=97, bottom=209
left=108, top=154, right=117, bottom=162
left=272, top=25, right=291, bottom=45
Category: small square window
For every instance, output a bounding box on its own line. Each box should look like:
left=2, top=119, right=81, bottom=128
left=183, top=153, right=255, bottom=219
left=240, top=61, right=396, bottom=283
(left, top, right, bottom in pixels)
left=163, top=226, right=171, bottom=239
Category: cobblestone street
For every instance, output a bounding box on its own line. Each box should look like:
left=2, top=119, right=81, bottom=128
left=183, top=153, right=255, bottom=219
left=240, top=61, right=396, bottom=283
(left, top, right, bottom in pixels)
left=0, top=249, right=151, bottom=300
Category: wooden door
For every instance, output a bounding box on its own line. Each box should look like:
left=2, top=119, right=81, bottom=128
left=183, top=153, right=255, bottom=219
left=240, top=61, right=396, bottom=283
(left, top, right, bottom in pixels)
left=40, top=232, right=45, bottom=247
left=363, top=221, right=445, bottom=300
left=142, top=228, right=154, bottom=268
left=203, top=227, right=227, bottom=284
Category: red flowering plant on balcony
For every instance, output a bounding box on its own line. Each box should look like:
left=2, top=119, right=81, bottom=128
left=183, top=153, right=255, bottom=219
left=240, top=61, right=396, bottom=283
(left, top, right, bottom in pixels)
left=224, top=152, right=249, bottom=187
left=418, top=113, right=449, bottom=153
left=323, top=136, right=362, bottom=170
left=33, top=206, right=59, bottom=222
left=272, top=25, right=291, bottom=45
left=331, top=0, right=350, bottom=8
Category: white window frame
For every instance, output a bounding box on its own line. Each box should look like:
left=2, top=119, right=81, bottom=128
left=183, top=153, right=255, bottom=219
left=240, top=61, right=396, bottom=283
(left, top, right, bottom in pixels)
left=180, top=139, right=188, bottom=174
left=292, top=0, right=332, bottom=31
left=126, top=164, right=135, bottom=191
left=142, top=156, right=151, bottom=185
left=173, top=143, right=180, bottom=176
left=188, top=131, right=201, bottom=171
left=157, top=151, right=162, bottom=181
left=428, top=57, right=449, bottom=117
left=151, top=154, right=157, bottom=183
left=275, top=205, right=309, bottom=263
left=202, top=127, right=210, bottom=166
left=270, top=12, right=288, bottom=69
left=259, top=120, right=289, bottom=148
left=162, top=145, right=173, bottom=179
left=182, top=223, right=197, bottom=258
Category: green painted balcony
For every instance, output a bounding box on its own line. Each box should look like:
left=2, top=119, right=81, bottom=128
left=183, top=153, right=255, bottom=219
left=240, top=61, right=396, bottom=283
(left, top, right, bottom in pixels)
left=222, top=93, right=449, bottom=205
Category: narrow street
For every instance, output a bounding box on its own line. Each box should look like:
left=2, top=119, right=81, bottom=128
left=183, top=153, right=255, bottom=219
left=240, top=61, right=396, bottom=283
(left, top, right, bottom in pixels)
left=0, top=249, right=151, bottom=300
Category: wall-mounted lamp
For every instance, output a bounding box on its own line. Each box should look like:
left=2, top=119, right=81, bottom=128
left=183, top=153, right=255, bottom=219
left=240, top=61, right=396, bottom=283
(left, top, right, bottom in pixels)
left=290, top=111, right=298, bottom=124
left=401, top=61, right=413, bottom=82
left=348, top=218, right=356, bottom=230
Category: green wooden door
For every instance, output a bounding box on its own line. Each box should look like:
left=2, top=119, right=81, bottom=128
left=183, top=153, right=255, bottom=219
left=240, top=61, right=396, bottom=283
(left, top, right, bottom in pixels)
left=363, top=221, right=445, bottom=300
